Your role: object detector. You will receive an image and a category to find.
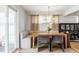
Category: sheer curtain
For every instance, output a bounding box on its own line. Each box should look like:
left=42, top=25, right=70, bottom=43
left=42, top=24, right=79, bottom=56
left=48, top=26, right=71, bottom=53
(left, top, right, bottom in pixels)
left=52, top=16, right=59, bottom=32
left=31, top=15, right=39, bottom=32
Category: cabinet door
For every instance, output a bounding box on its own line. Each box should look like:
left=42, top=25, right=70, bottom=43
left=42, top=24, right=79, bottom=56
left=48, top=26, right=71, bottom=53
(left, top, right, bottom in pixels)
left=70, top=25, right=74, bottom=30
left=66, top=25, right=70, bottom=30
left=75, top=24, right=78, bottom=30
left=21, top=36, right=31, bottom=48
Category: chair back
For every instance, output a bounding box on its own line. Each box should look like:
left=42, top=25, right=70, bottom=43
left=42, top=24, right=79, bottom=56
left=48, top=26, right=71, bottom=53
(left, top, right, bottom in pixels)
left=52, top=35, right=63, bottom=44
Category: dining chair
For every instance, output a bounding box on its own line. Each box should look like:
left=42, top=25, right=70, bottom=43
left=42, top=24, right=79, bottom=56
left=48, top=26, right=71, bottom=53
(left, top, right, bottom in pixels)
left=37, top=35, right=50, bottom=52
left=51, top=35, right=64, bottom=52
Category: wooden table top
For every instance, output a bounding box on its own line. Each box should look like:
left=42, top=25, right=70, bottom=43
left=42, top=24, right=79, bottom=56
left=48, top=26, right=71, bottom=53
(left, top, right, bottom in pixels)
left=31, top=32, right=67, bottom=36
left=31, top=31, right=68, bottom=48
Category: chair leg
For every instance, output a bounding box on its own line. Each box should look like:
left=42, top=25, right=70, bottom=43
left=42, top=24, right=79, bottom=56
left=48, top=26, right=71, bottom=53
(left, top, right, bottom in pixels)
left=51, top=42, right=53, bottom=52
left=60, top=44, right=64, bottom=52
left=37, top=39, right=40, bottom=52
left=48, top=42, right=52, bottom=52
left=62, top=44, right=64, bottom=52
left=49, top=39, right=52, bottom=52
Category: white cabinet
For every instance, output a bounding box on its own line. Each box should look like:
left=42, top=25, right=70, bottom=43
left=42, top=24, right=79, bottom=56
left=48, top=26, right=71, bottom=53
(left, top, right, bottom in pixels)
left=21, top=36, right=31, bottom=48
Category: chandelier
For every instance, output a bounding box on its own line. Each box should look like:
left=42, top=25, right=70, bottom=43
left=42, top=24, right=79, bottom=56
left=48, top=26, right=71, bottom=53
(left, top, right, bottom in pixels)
left=47, top=6, right=52, bottom=32
left=46, top=6, right=52, bottom=21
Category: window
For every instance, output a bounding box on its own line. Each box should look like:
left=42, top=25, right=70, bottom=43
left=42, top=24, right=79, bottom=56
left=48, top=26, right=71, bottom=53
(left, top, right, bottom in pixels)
left=38, top=15, right=59, bottom=32
left=8, top=7, right=17, bottom=52
left=0, top=6, right=6, bottom=52
left=39, top=15, right=52, bottom=32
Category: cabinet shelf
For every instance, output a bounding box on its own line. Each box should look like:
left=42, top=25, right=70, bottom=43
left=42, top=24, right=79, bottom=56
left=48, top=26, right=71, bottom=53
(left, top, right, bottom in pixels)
left=59, top=23, right=79, bottom=40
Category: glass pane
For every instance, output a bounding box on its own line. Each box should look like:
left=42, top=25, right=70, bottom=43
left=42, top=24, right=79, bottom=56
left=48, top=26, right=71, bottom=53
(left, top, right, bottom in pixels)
left=39, top=16, right=48, bottom=31
left=9, top=8, right=16, bottom=24
left=39, top=16, right=47, bottom=24
left=66, top=25, right=70, bottom=30
left=39, top=23, right=48, bottom=32
left=61, top=25, right=65, bottom=30
left=0, top=25, right=6, bottom=47
left=38, top=15, right=59, bottom=32
left=47, top=16, right=52, bottom=23
left=8, top=7, right=16, bottom=51
left=0, top=6, right=6, bottom=52
left=0, top=13, right=6, bottom=24
left=0, top=25, right=6, bottom=52
left=70, top=25, right=74, bottom=30
left=9, top=25, right=15, bottom=35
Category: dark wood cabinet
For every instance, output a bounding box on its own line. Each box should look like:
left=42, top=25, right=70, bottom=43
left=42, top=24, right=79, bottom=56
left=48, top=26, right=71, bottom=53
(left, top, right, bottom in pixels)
left=59, top=23, right=79, bottom=40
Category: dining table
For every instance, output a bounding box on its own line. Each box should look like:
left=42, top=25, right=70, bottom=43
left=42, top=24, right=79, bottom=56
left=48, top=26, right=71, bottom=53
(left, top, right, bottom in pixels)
left=30, top=31, right=68, bottom=50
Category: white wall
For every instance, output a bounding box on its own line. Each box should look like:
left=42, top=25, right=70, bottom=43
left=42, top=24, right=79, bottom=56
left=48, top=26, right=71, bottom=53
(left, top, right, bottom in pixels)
left=25, top=14, right=31, bottom=32
left=18, top=8, right=31, bottom=33
left=59, top=15, right=78, bottom=23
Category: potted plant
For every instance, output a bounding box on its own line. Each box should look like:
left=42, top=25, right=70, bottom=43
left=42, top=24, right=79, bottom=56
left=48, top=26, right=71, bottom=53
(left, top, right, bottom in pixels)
left=47, top=23, right=52, bottom=32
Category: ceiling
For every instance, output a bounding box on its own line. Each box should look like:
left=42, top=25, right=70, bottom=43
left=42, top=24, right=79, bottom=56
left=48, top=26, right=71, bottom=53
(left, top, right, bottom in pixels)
left=70, top=11, right=79, bottom=15
left=22, top=5, right=73, bottom=15
left=0, top=6, right=6, bottom=12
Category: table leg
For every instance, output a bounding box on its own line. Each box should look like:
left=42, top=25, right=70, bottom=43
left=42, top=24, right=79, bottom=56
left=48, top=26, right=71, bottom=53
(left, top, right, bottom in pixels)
left=65, top=35, right=67, bottom=48
left=33, top=36, right=35, bottom=48
left=49, top=38, right=52, bottom=52
left=31, top=37, right=33, bottom=48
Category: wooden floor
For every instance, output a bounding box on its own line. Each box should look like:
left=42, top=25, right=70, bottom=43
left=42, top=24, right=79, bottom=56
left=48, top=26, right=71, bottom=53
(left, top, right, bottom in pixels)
left=14, top=42, right=79, bottom=53
left=70, top=41, right=79, bottom=53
